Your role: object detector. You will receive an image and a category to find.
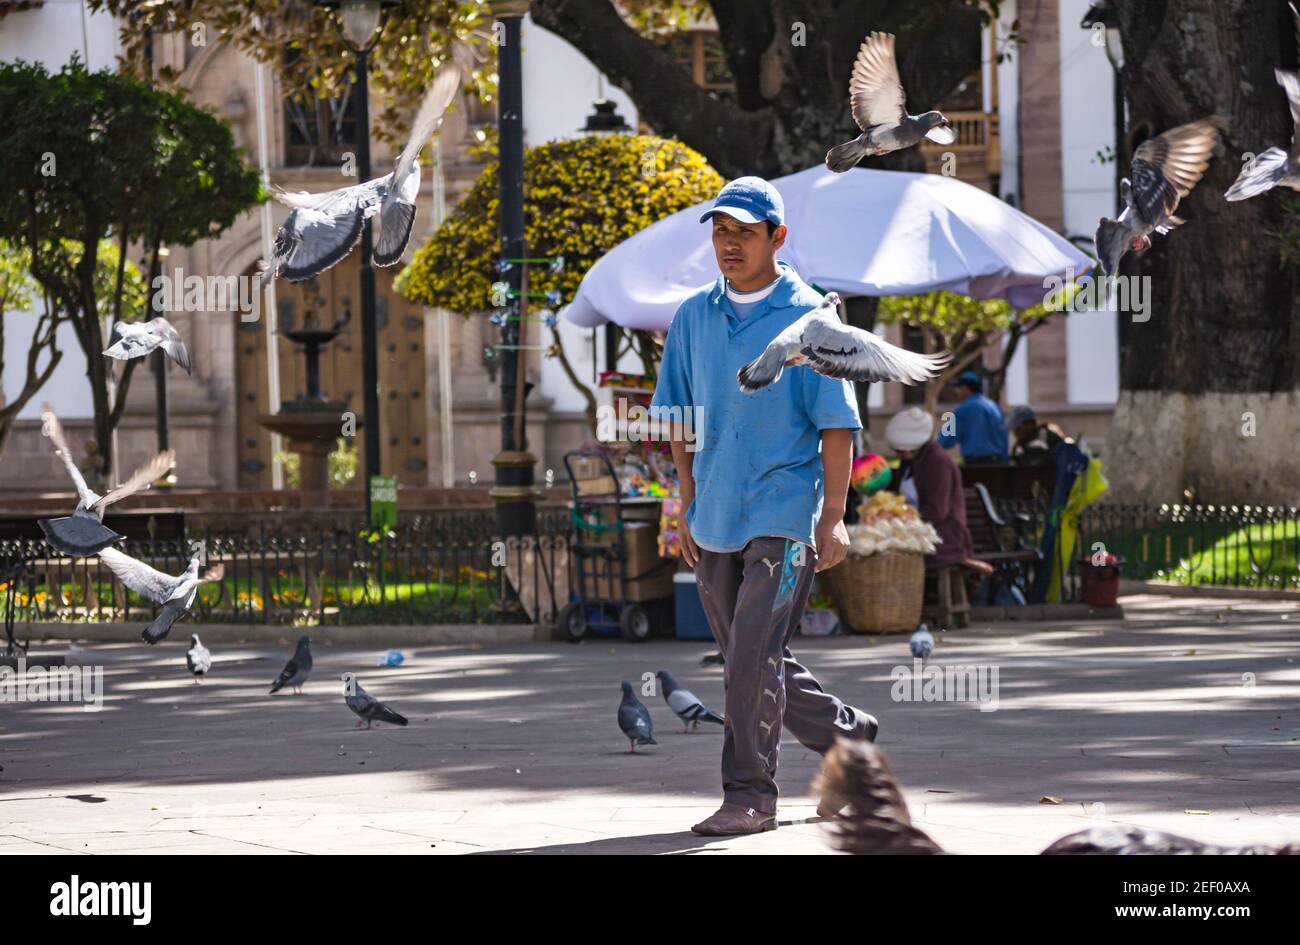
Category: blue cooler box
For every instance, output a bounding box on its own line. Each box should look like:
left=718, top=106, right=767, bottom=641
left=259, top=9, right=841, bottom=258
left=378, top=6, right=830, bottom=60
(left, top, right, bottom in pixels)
left=674, top=572, right=714, bottom=641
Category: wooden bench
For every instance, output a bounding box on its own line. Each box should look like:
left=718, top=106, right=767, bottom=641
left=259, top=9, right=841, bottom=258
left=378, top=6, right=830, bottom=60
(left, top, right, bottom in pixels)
left=922, top=484, right=1041, bottom=628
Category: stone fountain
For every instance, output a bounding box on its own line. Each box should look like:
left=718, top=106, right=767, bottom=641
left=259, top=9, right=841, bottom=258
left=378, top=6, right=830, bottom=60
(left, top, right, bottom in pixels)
left=258, top=300, right=356, bottom=496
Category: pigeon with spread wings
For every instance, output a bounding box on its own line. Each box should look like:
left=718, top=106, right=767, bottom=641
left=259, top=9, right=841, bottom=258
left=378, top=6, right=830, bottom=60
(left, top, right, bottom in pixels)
left=1226, top=0, right=1300, bottom=206
left=37, top=405, right=175, bottom=556
left=263, top=60, right=463, bottom=283
left=104, top=317, right=191, bottom=375
left=737, top=292, right=951, bottom=393
left=97, top=547, right=223, bottom=644
left=825, top=31, right=956, bottom=173
left=1094, top=119, right=1221, bottom=276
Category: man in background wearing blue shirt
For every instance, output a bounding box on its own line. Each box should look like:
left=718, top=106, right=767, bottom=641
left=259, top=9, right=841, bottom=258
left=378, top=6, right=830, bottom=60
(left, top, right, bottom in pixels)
left=936, top=370, right=1008, bottom=463
left=651, top=178, right=878, bottom=837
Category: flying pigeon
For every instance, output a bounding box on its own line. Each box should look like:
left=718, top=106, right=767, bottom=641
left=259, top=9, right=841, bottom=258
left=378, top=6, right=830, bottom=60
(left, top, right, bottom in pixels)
left=38, top=406, right=175, bottom=557
left=270, top=636, right=313, bottom=695
left=1094, top=119, right=1221, bottom=276
left=909, top=624, right=934, bottom=661
left=96, top=547, right=223, bottom=644
left=104, top=317, right=191, bottom=375
left=618, top=681, right=657, bottom=752
left=341, top=672, right=409, bottom=729
left=263, top=60, right=463, bottom=283
left=738, top=292, right=951, bottom=392
left=825, top=31, right=956, bottom=173
left=186, top=633, right=211, bottom=682
left=655, top=670, right=724, bottom=733
left=1225, top=66, right=1300, bottom=201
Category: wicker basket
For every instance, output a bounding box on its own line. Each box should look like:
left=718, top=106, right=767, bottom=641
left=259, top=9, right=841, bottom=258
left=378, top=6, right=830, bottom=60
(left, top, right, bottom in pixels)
left=821, top=552, right=925, bottom=634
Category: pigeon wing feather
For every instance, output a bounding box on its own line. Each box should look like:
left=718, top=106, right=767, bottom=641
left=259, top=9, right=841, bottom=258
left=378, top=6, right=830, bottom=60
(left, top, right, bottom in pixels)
left=800, top=315, right=951, bottom=384
left=97, top=547, right=177, bottom=603
left=41, top=406, right=95, bottom=507
left=849, top=32, right=907, bottom=131
left=98, top=449, right=174, bottom=510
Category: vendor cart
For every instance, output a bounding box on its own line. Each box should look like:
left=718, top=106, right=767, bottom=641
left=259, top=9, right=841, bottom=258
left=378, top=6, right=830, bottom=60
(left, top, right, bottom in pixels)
left=557, top=449, right=672, bottom=642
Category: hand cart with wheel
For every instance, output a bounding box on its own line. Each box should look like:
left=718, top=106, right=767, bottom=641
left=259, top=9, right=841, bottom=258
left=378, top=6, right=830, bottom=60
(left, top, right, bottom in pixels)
left=556, top=449, right=671, bottom=642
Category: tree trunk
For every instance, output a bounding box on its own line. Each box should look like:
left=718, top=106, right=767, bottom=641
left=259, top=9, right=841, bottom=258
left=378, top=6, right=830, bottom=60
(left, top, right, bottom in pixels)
left=531, top=0, right=984, bottom=179
left=1108, top=0, right=1300, bottom=503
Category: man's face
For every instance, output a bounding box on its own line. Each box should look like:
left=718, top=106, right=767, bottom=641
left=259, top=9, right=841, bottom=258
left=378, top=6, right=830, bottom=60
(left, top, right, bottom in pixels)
left=711, top=214, right=786, bottom=287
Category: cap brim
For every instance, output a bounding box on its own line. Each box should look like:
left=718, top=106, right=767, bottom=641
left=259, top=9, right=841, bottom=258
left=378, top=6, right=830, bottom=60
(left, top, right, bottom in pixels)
left=699, top=206, right=765, bottom=225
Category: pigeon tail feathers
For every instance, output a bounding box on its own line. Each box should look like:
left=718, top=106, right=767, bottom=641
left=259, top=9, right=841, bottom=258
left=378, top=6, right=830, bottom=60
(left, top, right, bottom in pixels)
left=826, top=138, right=868, bottom=173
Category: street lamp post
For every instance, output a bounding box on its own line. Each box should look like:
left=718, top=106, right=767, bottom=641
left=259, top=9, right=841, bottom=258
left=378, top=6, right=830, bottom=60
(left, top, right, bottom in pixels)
left=316, top=0, right=399, bottom=523
left=489, top=0, right=538, bottom=536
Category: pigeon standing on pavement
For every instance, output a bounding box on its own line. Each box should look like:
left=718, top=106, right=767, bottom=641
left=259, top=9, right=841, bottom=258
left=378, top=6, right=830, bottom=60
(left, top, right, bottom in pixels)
left=909, top=624, right=934, bottom=661
left=96, top=548, right=224, bottom=644
left=738, top=292, right=950, bottom=392
left=270, top=636, right=313, bottom=695
left=341, top=672, right=409, bottom=729
left=263, top=59, right=464, bottom=283
left=186, top=634, right=212, bottom=682
left=1094, top=119, right=1221, bottom=276
left=103, top=317, right=192, bottom=374
left=618, top=681, right=657, bottom=752
left=825, top=31, right=956, bottom=173
left=655, top=670, right=724, bottom=733
left=37, top=406, right=174, bottom=556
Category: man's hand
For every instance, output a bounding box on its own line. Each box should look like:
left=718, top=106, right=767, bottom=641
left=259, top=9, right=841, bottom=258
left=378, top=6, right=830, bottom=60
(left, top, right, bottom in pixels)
left=814, top=512, right=849, bottom=573
left=679, top=518, right=701, bottom=569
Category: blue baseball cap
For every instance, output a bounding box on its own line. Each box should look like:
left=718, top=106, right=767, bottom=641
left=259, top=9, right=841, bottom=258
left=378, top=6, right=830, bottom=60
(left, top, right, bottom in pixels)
left=699, top=176, right=784, bottom=226
left=952, top=370, right=984, bottom=391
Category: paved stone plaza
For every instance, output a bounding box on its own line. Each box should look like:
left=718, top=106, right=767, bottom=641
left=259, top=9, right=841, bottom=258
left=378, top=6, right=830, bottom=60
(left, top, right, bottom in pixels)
left=1, top=594, right=1297, bottom=854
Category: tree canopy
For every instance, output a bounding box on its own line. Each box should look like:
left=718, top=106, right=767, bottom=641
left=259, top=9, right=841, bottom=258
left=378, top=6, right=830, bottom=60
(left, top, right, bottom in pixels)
left=0, top=58, right=263, bottom=479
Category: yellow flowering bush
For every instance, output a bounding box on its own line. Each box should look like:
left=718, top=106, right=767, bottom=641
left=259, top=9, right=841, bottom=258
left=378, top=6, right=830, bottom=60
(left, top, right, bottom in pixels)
left=396, top=134, right=722, bottom=314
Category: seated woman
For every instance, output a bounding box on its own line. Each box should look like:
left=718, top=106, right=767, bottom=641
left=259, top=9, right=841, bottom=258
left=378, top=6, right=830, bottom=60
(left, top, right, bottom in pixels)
left=884, top=407, right=993, bottom=576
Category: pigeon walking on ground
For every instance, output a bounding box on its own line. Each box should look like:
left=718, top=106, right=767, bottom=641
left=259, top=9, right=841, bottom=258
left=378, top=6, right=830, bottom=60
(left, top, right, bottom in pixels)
left=1094, top=119, right=1221, bottom=275
left=341, top=672, right=409, bottom=729
left=96, top=548, right=223, bottom=644
left=618, top=681, right=657, bottom=752
left=186, top=633, right=211, bottom=682
left=104, top=317, right=191, bottom=374
left=817, top=738, right=1299, bottom=855
left=655, top=670, right=724, bottom=733
left=263, top=60, right=463, bottom=283
left=738, top=292, right=950, bottom=392
left=38, top=406, right=174, bottom=556
left=909, top=624, right=934, bottom=661
left=270, top=636, right=313, bottom=695
left=1226, top=69, right=1300, bottom=201
left=825, top=31, right=956, bottom=173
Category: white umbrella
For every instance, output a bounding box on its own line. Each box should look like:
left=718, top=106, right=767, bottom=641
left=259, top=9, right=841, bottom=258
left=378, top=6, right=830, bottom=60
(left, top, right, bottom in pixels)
left=563, top=164, right=1093, bottom=331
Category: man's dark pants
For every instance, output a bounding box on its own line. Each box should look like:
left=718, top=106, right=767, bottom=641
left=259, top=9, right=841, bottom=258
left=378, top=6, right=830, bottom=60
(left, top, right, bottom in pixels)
left=694, top=536, right=872, bottom=814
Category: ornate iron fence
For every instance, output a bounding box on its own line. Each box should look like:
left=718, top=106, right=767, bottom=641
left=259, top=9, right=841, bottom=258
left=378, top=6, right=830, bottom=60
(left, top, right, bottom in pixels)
left=995, top=501, right=1300, bottom=595
left=1, top=509, right=572, bottom=628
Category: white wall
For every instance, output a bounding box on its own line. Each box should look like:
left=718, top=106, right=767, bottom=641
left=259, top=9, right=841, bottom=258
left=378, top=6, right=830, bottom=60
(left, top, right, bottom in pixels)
left=521, top=14, right=638, bottom=147
left=1058, top=0, right=1119, bottom=405
left=0, top=3, right=120, bottom=71
left=1, top=4, right=121, bottom=421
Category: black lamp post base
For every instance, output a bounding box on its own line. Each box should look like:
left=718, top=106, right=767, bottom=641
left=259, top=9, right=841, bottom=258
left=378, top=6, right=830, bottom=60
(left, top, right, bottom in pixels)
left=491, top=449, right=540, bottom=535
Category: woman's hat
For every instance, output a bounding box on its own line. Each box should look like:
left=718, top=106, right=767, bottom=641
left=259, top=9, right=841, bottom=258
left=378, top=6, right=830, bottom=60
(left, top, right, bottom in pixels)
left=885, top=407, right=935, bottom=451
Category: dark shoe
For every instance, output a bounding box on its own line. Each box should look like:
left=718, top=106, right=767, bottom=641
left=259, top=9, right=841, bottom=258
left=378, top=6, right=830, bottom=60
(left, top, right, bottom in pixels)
left=691, top=803, right=777, bottom=836
left=817, top=714, right=880, bottom=819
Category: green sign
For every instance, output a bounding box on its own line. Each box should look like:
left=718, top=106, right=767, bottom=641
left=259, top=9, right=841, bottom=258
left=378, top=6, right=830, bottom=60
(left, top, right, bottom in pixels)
left=369, top=475, right=397, bottom=532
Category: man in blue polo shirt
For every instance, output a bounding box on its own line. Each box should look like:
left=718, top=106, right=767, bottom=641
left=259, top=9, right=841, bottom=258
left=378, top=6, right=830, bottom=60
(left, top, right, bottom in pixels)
left=936, top=370, right=1008, bottom=463
left=651, top=177, right=878, bottom=836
